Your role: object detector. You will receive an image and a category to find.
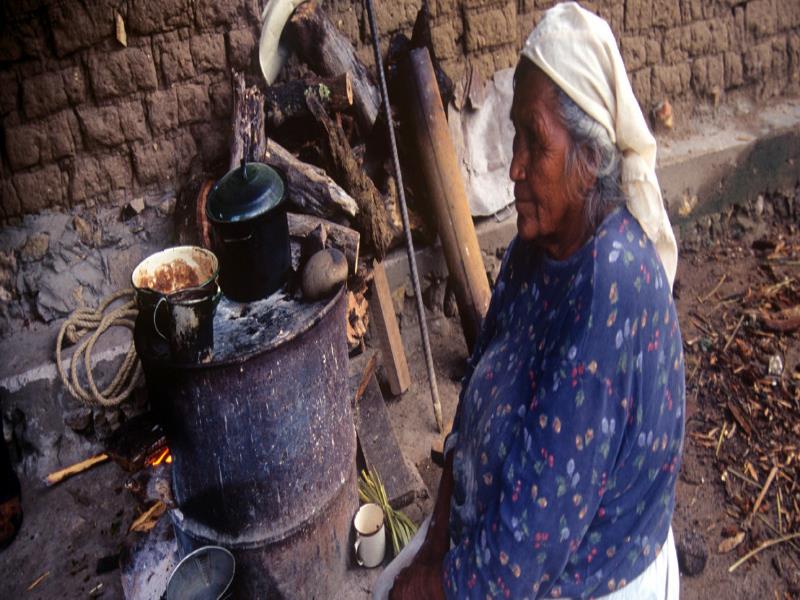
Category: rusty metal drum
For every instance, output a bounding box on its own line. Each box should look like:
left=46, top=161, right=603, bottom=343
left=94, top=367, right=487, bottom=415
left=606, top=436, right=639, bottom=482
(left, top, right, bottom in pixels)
left=137, top=286, right=356, bottom=599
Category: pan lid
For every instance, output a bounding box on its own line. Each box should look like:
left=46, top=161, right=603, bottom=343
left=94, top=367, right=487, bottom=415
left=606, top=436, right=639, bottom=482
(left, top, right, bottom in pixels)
left=206, top=160, right=285, bottom=223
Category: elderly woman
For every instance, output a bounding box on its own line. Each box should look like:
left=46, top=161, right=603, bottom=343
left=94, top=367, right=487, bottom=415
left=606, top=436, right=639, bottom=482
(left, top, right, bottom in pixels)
left=378, top=3, right=685, bottom=599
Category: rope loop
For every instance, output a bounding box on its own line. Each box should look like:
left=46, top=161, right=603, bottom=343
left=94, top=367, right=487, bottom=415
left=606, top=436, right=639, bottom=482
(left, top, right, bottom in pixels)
left=55, top=288, right=142, bottom=407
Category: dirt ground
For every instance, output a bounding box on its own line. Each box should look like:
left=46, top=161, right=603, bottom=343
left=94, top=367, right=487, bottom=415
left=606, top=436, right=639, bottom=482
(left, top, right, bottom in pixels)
left=2, top=190, right=800, bottom=598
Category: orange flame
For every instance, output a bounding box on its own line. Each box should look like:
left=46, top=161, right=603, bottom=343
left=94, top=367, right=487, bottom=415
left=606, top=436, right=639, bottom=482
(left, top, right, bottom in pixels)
left=148, top=447, right=171, bottom=467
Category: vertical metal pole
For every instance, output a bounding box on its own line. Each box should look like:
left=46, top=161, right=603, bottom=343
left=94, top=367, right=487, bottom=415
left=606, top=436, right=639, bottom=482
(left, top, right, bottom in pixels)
left=364, top=0, right=443, bottom=432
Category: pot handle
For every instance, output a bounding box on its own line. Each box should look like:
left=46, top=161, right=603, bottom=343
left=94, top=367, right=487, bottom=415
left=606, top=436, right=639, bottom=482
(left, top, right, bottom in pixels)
left=221, top=231, right=254, bottom=244
left=153, top=297, right=168, bottom=340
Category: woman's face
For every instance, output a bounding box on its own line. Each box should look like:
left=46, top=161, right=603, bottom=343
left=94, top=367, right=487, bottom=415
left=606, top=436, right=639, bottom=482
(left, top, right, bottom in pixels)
left=509, top=62, right=591, bottom=259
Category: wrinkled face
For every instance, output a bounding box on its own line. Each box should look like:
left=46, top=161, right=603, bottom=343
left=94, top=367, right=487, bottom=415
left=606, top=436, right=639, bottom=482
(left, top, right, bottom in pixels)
left=509, top=62, right=590, bottom=259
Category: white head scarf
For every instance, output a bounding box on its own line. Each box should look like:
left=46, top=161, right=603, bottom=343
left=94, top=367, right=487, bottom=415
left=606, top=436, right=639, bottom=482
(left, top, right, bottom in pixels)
left=521, top=1, right=677, bottom=288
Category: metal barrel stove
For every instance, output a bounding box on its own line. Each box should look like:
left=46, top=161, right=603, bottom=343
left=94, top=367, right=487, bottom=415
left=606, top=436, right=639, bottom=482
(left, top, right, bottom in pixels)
left=138, top=286, right=356, bottom=599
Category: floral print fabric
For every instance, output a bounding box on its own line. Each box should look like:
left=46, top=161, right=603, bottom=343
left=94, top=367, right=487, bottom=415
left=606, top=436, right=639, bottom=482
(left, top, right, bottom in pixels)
left=443, top=207, right=685, bottom=599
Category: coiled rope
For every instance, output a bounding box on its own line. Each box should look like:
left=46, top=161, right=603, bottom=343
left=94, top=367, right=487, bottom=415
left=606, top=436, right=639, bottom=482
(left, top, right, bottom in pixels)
left=55, top=288, right=143, bottom=407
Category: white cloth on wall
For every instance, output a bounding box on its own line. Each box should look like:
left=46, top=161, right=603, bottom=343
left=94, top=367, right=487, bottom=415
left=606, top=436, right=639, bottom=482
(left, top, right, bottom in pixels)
left=520, top=1, right=678, bottom=287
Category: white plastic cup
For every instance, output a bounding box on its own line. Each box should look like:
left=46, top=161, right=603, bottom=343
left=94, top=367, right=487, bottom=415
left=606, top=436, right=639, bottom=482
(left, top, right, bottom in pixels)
left=353, top=503, right=386, bottom=568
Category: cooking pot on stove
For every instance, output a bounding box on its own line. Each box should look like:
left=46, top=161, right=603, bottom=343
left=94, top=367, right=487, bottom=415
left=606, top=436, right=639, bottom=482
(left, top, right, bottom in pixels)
left=206, top=160, right=291, bottom=302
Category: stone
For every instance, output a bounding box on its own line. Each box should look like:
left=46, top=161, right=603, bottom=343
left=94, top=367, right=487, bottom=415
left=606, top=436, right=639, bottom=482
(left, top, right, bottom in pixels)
left=226, top=29, right=256, bottom=70
left=190, top=34, right=227, bottom=72
left=19, top=233, right=49, bottom=262
left=64, top=407, right=93, bottom=433
left=22, top=71, right=69, bottom=119
left=301, top=248, right=348, bottom=300
left=126, top=0, right=193, bottom=34
left=676, top=530, right=707, bottom=576
left=159, top=39, right=196, bottom=84
left=117, top=100, right=149, bottom=142
left=77, top=105, right=125, bottom=147
left=146, top=88, right=180, bottom=133
left=132, top=138, right=177, bottom=185
left=176, top=83, right=211, bottom=124
left=12, top=165, right=65, bottom=212
left=73, top=216, right=94, bottom=246
left=89, top=47, right=158, bottom=101
left=121, top=197, right=146, bottom=221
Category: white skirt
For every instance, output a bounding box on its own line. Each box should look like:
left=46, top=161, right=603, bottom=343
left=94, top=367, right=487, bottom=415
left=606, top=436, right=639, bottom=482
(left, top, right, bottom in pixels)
left=372, top=517, right=679, bottom=600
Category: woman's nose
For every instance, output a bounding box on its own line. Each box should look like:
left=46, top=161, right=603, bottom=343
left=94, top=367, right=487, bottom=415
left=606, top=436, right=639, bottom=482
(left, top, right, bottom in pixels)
left=509, top=152, right=526, bottom=182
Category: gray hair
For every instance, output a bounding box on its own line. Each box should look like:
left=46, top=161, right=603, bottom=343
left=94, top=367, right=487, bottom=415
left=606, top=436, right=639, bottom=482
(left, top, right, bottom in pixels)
left=555, top=90, right=624, bottom=230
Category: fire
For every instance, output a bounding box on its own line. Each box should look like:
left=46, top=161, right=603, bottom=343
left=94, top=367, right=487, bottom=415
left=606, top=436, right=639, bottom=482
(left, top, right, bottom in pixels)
left=147, top=447, right=172, bottom=467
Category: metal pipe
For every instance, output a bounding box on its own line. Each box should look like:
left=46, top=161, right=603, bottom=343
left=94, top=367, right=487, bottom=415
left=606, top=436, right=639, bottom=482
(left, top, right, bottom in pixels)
left=364, top=0, right=443, bottom=433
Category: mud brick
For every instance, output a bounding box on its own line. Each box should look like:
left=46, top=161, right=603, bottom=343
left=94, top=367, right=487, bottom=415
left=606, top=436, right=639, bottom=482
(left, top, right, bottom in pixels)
left=209, top=79, right=232, bottom=119
left=146, top=88, right=180, bottom=133
left=724, top=51, right=744, bottom=88
left=374, top=0, right=417, bottom=33
left=77, top=105, right=125, bottom=147
left=1, top=180, right=22, bottom=217
left=652, top=63, right=691, bottom=98
left=0, top=71, right=19, bottom=116
left=631, top=67, right=652, bottom=108
left=5, top=122, right=42, bottom=170
left=22, top=71, right=69, bottom=119
left=118, top=100, right=149, bottom=142
left=190, top=33, right=227, bottom=72
left=624, top=0, right=652, bottom=31
left=176, top=83, right=210, bottom=124
left=621, top=36, right=647, bottom=70
left=226, top=29, right=256, bottom=70
left=645, top=38, right=662, bottom=65
left=132, top=138, right=177, bottom=185
left=126, top=0, right=193, bottom=34
left=746, top=0, right=777, bottom=38
left=61, top=66, right=87, bottom=105
left=101, top=152, right=133, bottom=191
left=40, top=110, right=80, bottom=162
left=196, top=0, right=250, bottom=29
left=651, top=0, right=680, bottom=28
left=159, top=39, right=196, bottom=85
left=12, top=165, right=65, bottom=212
left=663, top=27, right=689, bottom=63
left=464, top=4, right=517, bottom=52
left=174, top=130, right=198, bottom=175
left=744, top=41, right=773, bottom=81
left=70, top=156, right=110, bottom=202
left=680, top=0, right=704, bottom=23
left=0, top=28, right=22, bottom=62
left=431, top=20, right=462, bottom=61
left=691, top=54, right=724, bottom=96
left=48, top=0, right=109, bottom=56
left=89, top=47, right=158, bottom=101
left=191, top=121, right=227, bottom=167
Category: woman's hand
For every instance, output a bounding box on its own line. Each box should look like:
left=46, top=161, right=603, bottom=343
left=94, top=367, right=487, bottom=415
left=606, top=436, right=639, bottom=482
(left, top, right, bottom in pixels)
left=389, top=561, right=446, bottom=600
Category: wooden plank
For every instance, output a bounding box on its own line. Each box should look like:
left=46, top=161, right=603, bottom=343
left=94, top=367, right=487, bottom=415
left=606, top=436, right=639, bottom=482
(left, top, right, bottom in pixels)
left=352, top=370, right=426, bottom=509
left=370, top=260, right=410, bottom=396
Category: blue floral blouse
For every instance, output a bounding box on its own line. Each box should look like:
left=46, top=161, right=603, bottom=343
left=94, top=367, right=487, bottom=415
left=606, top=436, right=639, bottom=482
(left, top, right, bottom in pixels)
left=443, top=207, right=685, bottom=599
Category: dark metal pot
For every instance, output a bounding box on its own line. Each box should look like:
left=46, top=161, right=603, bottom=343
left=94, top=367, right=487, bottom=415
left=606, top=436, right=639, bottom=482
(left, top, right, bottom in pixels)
left=206, top=161, right=291, bottom=302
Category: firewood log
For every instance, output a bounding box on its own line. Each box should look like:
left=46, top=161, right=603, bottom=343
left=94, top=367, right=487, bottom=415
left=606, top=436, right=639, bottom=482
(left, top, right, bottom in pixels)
left=265, top=72, right=353, bottom=127
left=288, top=1, right=381, bottom=133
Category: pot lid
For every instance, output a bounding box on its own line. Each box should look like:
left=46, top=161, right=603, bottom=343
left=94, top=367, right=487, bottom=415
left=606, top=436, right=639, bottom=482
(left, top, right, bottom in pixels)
left=206, top=160, right=285, bottom=223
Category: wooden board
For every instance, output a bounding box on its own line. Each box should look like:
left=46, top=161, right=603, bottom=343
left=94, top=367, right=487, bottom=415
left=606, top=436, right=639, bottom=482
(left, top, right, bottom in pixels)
left=350, top=367, right=426, bottom=509
left=370, top=261, right=410, bottom=396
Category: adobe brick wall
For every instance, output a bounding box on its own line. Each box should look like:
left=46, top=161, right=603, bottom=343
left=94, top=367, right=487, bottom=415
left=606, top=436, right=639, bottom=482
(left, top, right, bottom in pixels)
left=1, top=0, right=799, bottom=223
